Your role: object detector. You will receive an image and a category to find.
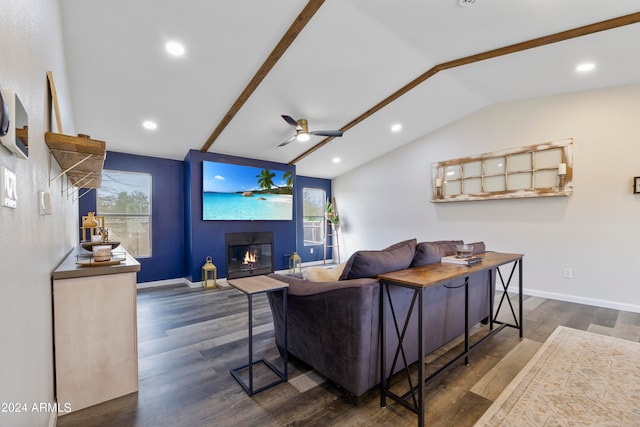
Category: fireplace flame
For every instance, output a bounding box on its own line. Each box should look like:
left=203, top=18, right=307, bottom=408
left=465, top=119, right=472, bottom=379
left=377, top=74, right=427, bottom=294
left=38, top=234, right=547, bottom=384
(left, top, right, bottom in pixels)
left=242, top=250, right=257, bottom=265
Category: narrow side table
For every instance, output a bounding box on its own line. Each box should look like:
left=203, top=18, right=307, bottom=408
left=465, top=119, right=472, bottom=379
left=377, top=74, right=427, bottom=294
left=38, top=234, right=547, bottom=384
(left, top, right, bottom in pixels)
left=228, top=275, right=289, bottom=396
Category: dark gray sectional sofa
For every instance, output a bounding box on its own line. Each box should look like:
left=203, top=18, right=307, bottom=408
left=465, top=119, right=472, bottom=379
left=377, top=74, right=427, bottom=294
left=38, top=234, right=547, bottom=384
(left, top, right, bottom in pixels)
left=267, top=239, right=494, bottom=401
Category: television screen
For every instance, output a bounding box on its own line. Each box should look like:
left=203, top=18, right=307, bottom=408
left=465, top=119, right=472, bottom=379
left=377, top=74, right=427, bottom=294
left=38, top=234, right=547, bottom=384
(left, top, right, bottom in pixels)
left=202, top=161, right=293, bottom=220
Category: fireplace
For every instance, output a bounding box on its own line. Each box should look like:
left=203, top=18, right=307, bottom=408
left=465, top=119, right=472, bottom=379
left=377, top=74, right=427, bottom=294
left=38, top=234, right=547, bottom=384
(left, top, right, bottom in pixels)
left=225, top=232, right=274, bottom=279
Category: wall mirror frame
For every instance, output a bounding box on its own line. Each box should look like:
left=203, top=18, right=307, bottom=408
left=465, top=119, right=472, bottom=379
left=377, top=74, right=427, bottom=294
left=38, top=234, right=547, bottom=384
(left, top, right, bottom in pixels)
left=432, top=138, right=573, bottom=202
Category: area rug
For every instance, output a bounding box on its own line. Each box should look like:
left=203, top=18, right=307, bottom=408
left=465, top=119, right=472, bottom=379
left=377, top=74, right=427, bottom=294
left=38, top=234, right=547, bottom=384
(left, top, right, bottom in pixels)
left=474, top=326, right=640, bottom=426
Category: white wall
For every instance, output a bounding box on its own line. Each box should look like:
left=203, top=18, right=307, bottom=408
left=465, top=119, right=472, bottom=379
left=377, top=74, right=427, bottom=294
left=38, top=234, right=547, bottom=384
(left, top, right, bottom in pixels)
left=0, top=0, right=77, bottom=425
left=334, top=84, right=640, bottom=313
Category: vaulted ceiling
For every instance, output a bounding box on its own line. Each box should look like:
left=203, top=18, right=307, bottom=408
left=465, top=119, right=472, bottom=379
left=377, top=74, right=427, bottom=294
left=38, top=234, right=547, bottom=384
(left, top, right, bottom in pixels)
left=59, top=1, right=640, bottom=179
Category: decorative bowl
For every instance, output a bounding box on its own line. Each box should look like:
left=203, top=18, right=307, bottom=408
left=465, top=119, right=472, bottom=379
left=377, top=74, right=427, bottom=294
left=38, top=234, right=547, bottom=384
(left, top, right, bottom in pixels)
left=81, top=240, right=120, bottom=251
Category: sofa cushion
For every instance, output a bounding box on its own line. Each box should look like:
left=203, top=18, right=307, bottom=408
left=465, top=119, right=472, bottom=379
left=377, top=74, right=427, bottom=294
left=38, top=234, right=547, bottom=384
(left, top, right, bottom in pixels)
left=302, top=262, right=346, bottom=282
left=467, top=241, right=486, bottom=254
left=383, top=238, right=417, bottom=252
left=410, top=240, right=463, bottom=267
left=339, top=239, right=417, bottom=280
left=410, top=240, right=487, bottom=267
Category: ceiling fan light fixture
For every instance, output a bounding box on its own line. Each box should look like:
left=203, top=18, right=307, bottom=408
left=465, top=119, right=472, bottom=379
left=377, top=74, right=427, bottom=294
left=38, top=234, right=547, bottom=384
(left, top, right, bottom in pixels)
left=278, top=115, right=343, bottom=147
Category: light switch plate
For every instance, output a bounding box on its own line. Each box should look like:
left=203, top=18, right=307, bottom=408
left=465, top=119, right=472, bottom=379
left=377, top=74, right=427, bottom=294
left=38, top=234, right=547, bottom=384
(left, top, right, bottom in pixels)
left=1, top=166, right=17, bottom=208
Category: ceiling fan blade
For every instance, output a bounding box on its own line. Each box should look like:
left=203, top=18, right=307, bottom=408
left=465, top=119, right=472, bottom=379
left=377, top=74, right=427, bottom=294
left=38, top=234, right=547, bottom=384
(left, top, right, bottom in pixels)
left=310, top=130, right=343, bottom=137
left=281, top=115, right=299, bottom=128
left=277, top=135, right=297, bottom=147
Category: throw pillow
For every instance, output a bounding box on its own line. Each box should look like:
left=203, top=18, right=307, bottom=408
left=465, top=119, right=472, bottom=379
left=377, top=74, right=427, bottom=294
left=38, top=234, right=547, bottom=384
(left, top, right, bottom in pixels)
left=467, top=241, right=486, bottom=254
left=339, top=239, right=417, bottom=280
left=410, top=240, right=463, bottom=267
left=302, top=262, right=346, bottom=282
left=383, top=238, right=417, bottom=252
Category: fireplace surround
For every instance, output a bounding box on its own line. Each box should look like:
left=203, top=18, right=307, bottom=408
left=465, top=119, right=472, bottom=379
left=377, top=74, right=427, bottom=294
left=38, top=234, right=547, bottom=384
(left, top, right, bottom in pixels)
left=225, top=232, right=274, bottom=279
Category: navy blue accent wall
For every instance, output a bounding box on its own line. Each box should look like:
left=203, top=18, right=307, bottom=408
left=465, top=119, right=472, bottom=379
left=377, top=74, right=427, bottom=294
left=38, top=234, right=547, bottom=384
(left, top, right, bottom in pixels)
left=184, top=150, right=297, bottom=281
left=80, top=151, right=185, bottom=283
left=295, top=175, right=332, bottom=263
left=79, top=149, right=331, bottom=284
left=78, top=188, right=97, bottom=242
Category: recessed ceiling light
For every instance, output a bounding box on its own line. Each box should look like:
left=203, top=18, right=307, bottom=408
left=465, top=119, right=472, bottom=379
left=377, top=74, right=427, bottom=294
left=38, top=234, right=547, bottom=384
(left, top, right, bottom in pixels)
left=458, top=0, right=477, bottom=6
left=576, top=62, right=595, bottom=73
left=142, top=120, right=158, bottom=130
left=165, top=41, right=185, bottom=57
left=332, top=157, right=341, bottom=164
left=391, top=123, right=402, bottom=132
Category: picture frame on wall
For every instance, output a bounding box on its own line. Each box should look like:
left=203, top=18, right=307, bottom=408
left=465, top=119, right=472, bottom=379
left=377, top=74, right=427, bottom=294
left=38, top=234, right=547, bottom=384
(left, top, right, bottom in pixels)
left=431, top=138, right=573, bottom=202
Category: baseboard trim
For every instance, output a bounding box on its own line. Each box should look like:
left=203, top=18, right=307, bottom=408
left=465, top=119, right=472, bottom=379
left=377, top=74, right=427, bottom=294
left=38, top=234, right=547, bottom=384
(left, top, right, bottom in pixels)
left=136, top=278, right=191, bottom=289
left=302, top=259, right=337, bottom=267
left=183, top=278, right=201, bottom=289
left=136, top=277, right=231, bottom=290
left=184, top=277, right=231, bottom=289
left=521, top=287, right=640, bottom=314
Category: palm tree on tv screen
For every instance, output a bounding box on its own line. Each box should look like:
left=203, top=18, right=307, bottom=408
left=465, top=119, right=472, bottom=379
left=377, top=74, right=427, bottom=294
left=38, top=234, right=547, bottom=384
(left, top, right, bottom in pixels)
left=283, top=171, right=293, bottom=188
left=256, top=168, right=276, bottom=193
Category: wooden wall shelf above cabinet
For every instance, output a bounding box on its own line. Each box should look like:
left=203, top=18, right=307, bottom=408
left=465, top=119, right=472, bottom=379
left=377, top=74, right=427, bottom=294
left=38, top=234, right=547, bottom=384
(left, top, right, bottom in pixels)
left=45, top=132, right=106, bottom=188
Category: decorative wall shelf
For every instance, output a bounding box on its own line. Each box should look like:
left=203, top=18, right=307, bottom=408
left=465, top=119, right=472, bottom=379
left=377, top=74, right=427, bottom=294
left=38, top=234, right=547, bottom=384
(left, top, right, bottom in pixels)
left=431, top=138, right=573, bottom=202
left=45, top=132, right=106, bottom=189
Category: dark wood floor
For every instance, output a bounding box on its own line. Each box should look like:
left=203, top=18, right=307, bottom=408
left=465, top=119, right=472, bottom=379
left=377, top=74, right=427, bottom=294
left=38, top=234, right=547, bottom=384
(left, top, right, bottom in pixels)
left=57, top=283, right=640, bottom=427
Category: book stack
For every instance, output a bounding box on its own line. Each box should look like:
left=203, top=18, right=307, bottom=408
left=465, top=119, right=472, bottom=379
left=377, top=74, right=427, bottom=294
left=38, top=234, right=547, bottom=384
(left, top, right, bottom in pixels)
left=441, top=255, right=482, bottom=265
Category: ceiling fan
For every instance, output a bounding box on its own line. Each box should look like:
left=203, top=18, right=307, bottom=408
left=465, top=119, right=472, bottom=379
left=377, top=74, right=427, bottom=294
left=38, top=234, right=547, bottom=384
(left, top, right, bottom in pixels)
left=277, top=115, right=343, bottom=147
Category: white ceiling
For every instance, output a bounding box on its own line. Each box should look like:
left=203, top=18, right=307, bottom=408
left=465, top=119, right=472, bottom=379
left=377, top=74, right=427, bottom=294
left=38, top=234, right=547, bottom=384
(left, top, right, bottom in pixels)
left=58, top=0, right=640, bottom=179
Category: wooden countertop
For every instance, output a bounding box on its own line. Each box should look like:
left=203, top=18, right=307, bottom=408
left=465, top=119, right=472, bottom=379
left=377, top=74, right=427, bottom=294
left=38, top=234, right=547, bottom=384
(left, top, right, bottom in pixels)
left=52, top=245, right=141, bottom=280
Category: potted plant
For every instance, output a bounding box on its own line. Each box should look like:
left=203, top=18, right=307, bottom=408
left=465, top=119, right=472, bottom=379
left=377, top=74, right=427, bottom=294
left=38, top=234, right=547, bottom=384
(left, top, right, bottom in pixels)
left=326, top=199, right=340, bottom=230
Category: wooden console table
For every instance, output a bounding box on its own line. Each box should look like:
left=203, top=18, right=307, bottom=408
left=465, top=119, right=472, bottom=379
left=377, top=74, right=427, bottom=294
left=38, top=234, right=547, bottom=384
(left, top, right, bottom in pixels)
left=378, top=251, right=523, bottom=427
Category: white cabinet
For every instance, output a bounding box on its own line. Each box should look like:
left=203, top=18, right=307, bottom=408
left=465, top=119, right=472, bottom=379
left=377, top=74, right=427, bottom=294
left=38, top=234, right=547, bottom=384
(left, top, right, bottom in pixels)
left=52, top=249, right=139, bottom=413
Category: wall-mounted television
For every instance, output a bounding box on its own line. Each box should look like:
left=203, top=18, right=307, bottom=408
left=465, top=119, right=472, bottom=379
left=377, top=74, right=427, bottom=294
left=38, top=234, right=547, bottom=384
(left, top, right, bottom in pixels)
left=202, top=160, right=293, bottom=220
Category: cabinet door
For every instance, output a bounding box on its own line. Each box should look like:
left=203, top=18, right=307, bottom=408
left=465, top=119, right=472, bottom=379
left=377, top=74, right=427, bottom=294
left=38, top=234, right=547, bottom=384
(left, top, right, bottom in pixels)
left=54, top=272, right=138, bottom=413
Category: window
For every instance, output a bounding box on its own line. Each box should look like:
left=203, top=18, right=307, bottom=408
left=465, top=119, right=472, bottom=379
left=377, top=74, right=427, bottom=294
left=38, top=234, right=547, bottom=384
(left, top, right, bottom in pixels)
left=432, top=139, right=573, bottom=202
left=302, top=188, right=325, bottom=245
left=97, top=170, right=152, bottom=257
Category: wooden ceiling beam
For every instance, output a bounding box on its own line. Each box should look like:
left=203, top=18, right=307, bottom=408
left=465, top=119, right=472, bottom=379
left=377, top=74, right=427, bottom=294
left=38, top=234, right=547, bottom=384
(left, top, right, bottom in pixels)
left=200, top=0, right=325, bottom=153
left=289, top=11, right=640, bottom=165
